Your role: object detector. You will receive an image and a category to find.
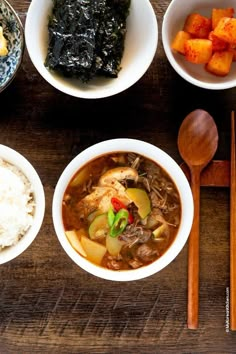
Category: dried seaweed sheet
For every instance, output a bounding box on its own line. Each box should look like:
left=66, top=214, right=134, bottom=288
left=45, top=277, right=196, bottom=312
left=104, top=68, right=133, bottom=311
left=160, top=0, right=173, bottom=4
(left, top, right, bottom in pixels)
left=45, top=0, right=131, bottom=82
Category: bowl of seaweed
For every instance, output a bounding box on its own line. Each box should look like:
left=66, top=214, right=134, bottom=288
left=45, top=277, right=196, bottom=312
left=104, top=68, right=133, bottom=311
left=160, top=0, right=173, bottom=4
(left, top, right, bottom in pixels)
left=25, top=0, right=158, bottom=99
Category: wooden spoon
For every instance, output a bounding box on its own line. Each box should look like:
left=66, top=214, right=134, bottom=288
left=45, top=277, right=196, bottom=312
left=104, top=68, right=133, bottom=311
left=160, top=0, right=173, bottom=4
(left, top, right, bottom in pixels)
left=177, top=109, right=219, bottom=329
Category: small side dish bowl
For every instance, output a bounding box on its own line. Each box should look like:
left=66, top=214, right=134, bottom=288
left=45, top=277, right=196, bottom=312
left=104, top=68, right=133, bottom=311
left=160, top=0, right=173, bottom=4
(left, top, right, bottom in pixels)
left=0, top=0, right=24, bottom=93
left=0, top=145, right=45, bottom=264
left=25, top=0, right=158, bottom=99
left=162, top=0, right=236, bottom=90
left=52, top=138, right=193, bottom=281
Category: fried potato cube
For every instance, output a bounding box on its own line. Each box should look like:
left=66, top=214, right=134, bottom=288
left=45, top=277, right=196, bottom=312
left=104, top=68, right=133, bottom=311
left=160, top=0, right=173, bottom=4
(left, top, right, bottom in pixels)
left=183, top=13, right=211, bottom=38
left=206, top=51, right=233, bottom=76
left=184, top=39, right=212, bottom=64
left=208, top=31, right=228, bottom=52
left=212, top=8, right=234, bottom=29
left=171, top=30, right=192, bottom=54
left=213, top=17, right=236, bottom=44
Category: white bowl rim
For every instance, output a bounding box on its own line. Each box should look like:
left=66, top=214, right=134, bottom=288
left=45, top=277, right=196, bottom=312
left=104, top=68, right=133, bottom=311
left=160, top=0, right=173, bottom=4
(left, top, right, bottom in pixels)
left=52, top=138, right=194, bottom=281
left=0, top=144, right=45, bottom=264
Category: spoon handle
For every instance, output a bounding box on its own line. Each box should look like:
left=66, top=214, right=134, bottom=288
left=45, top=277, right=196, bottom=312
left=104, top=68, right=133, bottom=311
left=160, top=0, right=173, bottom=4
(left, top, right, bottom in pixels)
left=188, top=167, right=201, bottom=329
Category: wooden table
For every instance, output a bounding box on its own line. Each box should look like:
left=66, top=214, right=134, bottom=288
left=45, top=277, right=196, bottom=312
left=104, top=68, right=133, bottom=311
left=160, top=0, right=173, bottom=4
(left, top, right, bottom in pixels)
left=1, top=1, right=236, bottom=352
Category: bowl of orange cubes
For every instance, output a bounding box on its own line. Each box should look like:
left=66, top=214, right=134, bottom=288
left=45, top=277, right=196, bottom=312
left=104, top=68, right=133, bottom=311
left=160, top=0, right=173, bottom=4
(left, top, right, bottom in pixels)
left=162, top=0, right=236, bottom=90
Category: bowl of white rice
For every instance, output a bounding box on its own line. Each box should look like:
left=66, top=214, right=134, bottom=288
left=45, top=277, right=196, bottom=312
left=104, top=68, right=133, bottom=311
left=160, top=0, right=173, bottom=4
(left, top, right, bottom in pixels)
left=0, top=144, right=45, bottom=264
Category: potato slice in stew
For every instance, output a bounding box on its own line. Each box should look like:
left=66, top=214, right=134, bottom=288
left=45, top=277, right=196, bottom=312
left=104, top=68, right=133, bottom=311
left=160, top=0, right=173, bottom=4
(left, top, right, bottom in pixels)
left=106, top=235, right=123, bottom=256
left=126, top=188, right=151, bottom=219
left=65, top=230, right=87, bottom=257
left=70, top=166, right=90, bottom=187
left=81, top=236, right=107, bottom=265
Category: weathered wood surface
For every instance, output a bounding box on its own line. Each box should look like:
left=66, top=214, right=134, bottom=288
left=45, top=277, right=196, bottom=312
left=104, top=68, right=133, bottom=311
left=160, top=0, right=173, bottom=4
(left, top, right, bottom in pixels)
left=0, top=1, right=235, bottom=352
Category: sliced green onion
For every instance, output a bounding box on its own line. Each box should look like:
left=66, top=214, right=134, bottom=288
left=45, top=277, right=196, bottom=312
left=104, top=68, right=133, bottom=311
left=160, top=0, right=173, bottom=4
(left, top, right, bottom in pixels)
left=110, top=208, right=129, bottom=238
left=152, top=224, right=167, bottom=240
left=108, top=206, right=115, bottom=227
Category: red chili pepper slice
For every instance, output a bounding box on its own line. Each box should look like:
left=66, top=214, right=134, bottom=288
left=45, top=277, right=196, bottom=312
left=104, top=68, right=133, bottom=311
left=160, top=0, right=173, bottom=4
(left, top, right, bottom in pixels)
left=111, top=197, right=134, bottom=224
left=127, top=213, right=134, bottom=224
left=111, top=197, right=126, bottom=212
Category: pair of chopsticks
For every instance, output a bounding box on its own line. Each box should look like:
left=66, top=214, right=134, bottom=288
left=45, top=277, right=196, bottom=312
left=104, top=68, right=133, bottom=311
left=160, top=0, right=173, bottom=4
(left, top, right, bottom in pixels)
left=230, top=110, right=236, bottom=330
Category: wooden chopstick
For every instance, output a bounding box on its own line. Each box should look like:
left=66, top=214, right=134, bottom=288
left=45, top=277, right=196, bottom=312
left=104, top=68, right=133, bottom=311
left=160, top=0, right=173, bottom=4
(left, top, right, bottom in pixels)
left=230, top=110, right=236, bottom=330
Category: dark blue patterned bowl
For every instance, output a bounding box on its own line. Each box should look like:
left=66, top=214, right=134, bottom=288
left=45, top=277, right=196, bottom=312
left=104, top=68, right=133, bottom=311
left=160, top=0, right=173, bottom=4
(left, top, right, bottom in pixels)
left=0, top=0, right=24, bottom=92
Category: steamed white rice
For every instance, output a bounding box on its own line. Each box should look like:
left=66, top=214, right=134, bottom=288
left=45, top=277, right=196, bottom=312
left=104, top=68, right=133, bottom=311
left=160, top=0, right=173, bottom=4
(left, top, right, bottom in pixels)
left=0, top=158, right=35, bottom=250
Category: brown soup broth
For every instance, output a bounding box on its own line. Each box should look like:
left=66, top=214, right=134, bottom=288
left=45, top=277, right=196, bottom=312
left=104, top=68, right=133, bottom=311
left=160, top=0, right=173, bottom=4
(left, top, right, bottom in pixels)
left=62, top=152, right=181, bottom=270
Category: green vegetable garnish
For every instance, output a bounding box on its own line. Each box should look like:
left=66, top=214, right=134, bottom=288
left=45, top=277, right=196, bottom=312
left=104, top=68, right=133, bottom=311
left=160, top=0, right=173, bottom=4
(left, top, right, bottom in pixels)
left=108, top=206, right=115, bottom=227
left=110, top=208, right=129, bottom=237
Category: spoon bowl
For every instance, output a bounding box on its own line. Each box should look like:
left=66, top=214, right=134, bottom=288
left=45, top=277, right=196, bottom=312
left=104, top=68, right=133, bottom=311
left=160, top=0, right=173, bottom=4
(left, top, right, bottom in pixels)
left=177, top=109, right=219, bottom=329
left=178, top=110, right=219, bottom=168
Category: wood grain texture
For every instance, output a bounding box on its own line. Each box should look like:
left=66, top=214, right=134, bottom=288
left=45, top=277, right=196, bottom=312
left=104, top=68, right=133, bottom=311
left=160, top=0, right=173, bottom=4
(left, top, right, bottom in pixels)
left=0, top=0, right=235, bottom=352
left=181, top=160, right=230, bottom=187
left=230, top=111, right=236, bottom=330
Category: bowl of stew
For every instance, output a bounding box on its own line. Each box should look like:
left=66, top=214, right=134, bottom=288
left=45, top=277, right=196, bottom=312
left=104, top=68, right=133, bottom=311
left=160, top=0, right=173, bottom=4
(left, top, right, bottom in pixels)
left=52, top=138, right=193, bottom=281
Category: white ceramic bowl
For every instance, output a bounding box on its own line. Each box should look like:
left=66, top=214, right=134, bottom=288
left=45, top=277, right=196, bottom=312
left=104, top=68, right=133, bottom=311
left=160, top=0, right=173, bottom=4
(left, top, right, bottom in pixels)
left=162, top=0, right=236, bottom=90
left=52, top=138, right=193, bottom=281
left=25, top=0, right=158, bottom=99
left=0, top=145, right=45, bottom=264
left=0, top=0, right=24, bottom=93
